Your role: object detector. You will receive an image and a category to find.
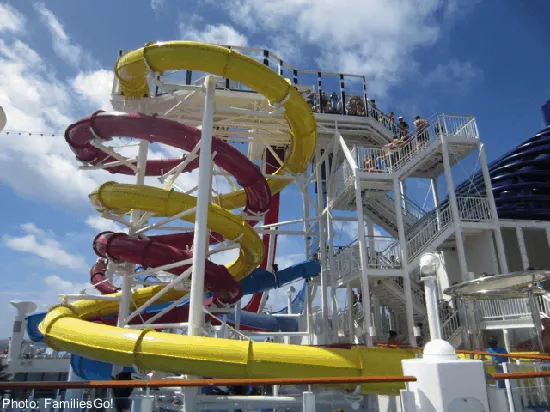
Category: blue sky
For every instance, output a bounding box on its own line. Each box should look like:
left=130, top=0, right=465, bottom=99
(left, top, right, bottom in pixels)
left=0, top=0, right=549, bottom=337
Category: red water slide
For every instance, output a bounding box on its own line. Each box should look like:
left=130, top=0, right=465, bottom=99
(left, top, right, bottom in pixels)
left=65, top=111, right=271, bottom=306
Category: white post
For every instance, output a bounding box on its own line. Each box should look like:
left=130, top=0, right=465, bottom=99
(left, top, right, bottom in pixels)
left=302, top=174, right=311, bottom=258
left=259, top=229, right=276, bottom=312
left=305, top=282, right=313, bottom=344
left=303, top=391, right=316, bottom=412
left=441, top=138, right=469, bottom=281
left=234, top=300, right=242, bottom=330
left=326, top=138, right=340, bottom=342
left=371, top=293, right=381, bottom=339
left=184, top=76, right=216, bottom=412
left=327, top=214, right=339, bottom=342
left=400, top=180, right=408, bottom=212
left=431, top=178, right=441, bottom=230
left=114, top=139, right=149, bottom=377
left=315, top=146, right=329, bottom=343
left=354, top=173, right=373, bottom=347
left=287, top=289, right=293, bottom=315
left=119, top=140, right=149, bottom=324
left=393, top=178, right=416, bottom=347
left=187, top=75, right=217, bottom=337
left=503, top=329, right=511, bottom=353
left=479, top=143, right=508, bottom=273
left=516, top=227, right=529, bottom=270
left=424, top=277, right=442, bottom=340
left=346, top=283, right=354, bottom=341
left=367, top=219, right=376, bottom=265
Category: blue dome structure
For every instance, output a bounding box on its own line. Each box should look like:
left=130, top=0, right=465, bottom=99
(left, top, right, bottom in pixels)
left=452, top=126, right=550, bottom=220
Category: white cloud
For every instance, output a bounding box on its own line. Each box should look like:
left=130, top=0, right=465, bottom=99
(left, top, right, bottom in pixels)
left=71, top=70, right=114, bottom=110
left=86, top=216, right=124, bottom=233
left=44, top=275, right=94, bottom=296
left=2, top=223, right=88, bottom=270
left=277, top=253, right=304, bottom=269
left=0, top=6, right=194, bottom=209
left=0, top=3, right=26, bottom=33
left=151, top=0, right=165, bottom=11
left=20, top=222, right=45, bottom=236
left=223, top=0, right=480, bottom=97
left=1, top=274, right=99, bottom=338
left=423, top=60, right=483, bottom=93
left=180, top=23, right=249, bottom=46
left=34, top=2, right=97, bottom=69
left=209, top=247, right=239, bottom=265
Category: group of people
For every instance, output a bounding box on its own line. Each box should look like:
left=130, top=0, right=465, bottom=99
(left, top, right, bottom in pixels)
left=362, top=112, right=431, bottom=171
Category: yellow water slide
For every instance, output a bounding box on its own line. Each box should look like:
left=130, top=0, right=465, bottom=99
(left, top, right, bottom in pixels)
left=39, top=42, right=414, bottom=395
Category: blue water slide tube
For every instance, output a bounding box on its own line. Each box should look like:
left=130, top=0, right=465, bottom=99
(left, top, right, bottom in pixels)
left=26, top=260, right=320, bottom=379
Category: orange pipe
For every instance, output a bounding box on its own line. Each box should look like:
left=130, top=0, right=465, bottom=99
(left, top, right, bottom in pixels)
left=457, top=350, right=550, bottom=361
left=492, top=371, right=550, bottom=380
left=0, top=376, right=417, bottom=390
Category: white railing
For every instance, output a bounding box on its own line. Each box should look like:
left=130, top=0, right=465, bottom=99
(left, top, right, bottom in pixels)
left=439, top=113, right=479, bottom=139
left=441, top=309, right=461, bottom=341
left=385, top=192, right=427, bottom=221
left=476, top=295, right=550, bottom=321
left=354, top=113, right=479, bottom=175
left=385, top=276, right=426, bottom=311
left=539, top=294, right=550, bottom=318
left=331, top=236, right=403, bottom=274
left=477, top=299, right=532, bottom=320
left=458, top=196, right=492, bottom=221
left=503, top=361, right=550, bottom=410
left=406, top=203, right=453, bottom=260
left=332, top=154, right=355, bottom=200
left=356, top=145, right=393, bottom=173
left=398, top=195, right=487, bottom=262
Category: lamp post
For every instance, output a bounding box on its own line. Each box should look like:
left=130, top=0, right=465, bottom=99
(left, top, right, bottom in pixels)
left=419, top=252, right=442, bottom=341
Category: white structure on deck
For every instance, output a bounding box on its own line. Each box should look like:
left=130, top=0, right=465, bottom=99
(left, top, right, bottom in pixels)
left=5, top=45, right=550, bottom=412
left=107, top=45, right=550, bottom=352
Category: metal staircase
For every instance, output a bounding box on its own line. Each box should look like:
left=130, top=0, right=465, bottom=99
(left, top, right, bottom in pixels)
left=354, top=113, right=479, bottom=177
left=325, top=113, right=485, bottom=346
left=373, top=277, right=427, bottom=322
left=363, top=192, right=425, bottom=236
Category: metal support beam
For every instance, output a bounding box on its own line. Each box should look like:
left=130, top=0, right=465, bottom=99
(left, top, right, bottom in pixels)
left=354, top=172, right=373, bottom=347
left=441, top=138, right=469, bottom=281
left=479, top=143, right=508, bottom=273
left=392, top=178, right=416, bottom=348
left=516, top=227, right=529, bottom=270
left=188, top=75, right=217, bottom=338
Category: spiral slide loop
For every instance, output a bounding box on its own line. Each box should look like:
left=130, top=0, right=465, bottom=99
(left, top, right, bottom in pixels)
left=38, top=42, right=412, bottom=394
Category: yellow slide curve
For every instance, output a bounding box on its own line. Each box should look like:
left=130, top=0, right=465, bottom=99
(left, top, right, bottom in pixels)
left=39, top=42, right=413, bottom=395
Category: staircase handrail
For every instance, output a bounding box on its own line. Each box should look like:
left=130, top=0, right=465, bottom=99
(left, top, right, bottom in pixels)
left=457, top=196, right=492, bottom=221
left=385, top=192, right=427, bottom=221
left=355, top=113, right=477, bottom=174
left=386, top=276, right=426, bottom=310
left=407, top=204, right=454, bottom=260
left=441, top=309, right=461, bottom=341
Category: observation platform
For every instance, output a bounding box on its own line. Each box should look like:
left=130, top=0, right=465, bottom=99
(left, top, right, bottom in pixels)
left=329, top=113, right=480, bottom=211
left=110, top=46, right=398, bottom=162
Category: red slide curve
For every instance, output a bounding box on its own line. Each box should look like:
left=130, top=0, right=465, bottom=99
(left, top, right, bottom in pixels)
left=65, top=111, right=271, bottom=306
left=243, top=147, right=285, bottom=312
